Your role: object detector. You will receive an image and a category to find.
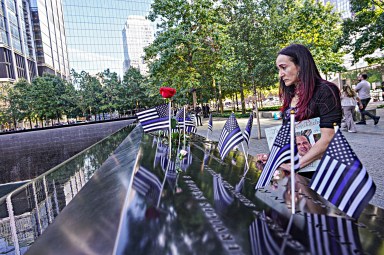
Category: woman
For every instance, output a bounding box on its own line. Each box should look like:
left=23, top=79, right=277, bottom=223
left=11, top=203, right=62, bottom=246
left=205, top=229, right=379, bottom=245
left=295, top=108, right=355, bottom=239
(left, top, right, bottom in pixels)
left=260, top=44, right=342, bottom=178
left=340, top=85, right=358, bottom=133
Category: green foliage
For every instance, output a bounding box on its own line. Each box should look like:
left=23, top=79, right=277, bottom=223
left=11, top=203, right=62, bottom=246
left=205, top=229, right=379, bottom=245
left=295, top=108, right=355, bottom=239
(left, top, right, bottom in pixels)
left=211, top=111, right=252, bottom=118
left=258, top=106, right=282, bottom=111
left=338, top=0, right=384, bottom=64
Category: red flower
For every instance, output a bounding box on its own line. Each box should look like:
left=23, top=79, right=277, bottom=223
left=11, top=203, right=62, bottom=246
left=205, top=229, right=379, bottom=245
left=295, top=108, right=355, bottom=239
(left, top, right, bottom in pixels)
left=160, top=87, right=176, bottom=98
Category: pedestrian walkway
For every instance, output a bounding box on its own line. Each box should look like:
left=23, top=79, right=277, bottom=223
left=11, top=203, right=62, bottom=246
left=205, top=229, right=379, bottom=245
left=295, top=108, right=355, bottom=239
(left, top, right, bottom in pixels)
left=196, top=103, right=384, bottom=209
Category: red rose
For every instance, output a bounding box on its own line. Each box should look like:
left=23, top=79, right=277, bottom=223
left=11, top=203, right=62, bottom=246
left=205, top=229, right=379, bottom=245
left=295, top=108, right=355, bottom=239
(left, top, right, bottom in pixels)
left=160, top=87, right=176, bottom=98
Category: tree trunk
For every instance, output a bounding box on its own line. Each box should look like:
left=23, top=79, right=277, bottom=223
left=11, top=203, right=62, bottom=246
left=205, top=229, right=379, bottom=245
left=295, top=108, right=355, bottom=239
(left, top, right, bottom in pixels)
left=212, top=77, right=218, bottom=112
left=239, top=85, right=245, bottom=114
left=192, top=90, right=197, bottom=109
left=218, top=82, right=223, bottom=114
left=235, top=93, right=239, bottom=111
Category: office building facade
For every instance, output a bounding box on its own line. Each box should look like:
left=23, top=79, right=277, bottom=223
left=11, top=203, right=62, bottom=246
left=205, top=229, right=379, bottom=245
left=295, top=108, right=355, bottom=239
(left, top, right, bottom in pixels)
left=0, top=0, right=37, bottom=83
left=29, top=0, right=69, bottom=79
left=122, top=15, right=154, bottom=75
left=0, top=0, right=69, bottom=84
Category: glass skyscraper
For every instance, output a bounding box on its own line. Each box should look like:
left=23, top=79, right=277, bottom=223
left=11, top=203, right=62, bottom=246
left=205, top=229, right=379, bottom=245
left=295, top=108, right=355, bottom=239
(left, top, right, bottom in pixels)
left=0, top=0, right=37, bottom=83
left=0, top=0, right=69, bottom=83
left=122, top=15, right=154, bottom=75
left=62, top=0, right=154, bottom=77
left=319, top=0, right=352, bottom=19
left=30, top=0, right=69, bottom=79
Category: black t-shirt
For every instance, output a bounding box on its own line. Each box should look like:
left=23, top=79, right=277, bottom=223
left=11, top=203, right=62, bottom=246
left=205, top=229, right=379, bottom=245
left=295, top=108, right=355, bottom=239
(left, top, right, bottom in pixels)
left=283, top=82, right=342, bottom=128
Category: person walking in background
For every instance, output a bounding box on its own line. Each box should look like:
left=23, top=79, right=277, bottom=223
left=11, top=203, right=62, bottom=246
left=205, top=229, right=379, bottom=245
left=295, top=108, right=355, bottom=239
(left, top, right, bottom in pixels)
left=341, top=85, right=358, bottom=133
left=355, top=74, right=380, bottom=125
left=381, top=81, right=384, bottom=101
left=202, top=104, right=207, bottom=118
left=195, top=105, right=202, bottom=126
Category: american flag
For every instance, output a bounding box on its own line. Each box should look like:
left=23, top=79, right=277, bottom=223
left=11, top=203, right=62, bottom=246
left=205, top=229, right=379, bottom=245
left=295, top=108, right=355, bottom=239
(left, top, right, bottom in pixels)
left=243, top=113, right=253, bottom=147
left=255, top=121, right=299, bottom=189
left=218, top=113, right=244, bottom=160
left=132, top=166, right=162, bottom=205
left=305, top=213, right=362, bottom=254
left=136, top=104, right=169, bottom=133
left=175, top=108, right=197, bottom=133
left=207, top=113, right=213, bottom=132
left=213, top=174, right=233, bottom=212
left=309, top=129, right=376, bottom=219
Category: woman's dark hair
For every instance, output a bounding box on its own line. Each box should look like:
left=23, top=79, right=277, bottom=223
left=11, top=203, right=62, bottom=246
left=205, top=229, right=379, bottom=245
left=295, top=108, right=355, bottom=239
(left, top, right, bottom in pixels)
left=278, top=44, right=336, bottom=120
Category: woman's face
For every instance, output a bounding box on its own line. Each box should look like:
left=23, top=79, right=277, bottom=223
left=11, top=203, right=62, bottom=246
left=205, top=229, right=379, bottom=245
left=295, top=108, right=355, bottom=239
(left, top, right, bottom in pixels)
left=276, top=54, right=300, bottom=87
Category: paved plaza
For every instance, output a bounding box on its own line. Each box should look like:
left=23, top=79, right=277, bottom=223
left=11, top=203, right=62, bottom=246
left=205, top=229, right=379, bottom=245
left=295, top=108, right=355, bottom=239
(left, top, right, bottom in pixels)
left=196, top=102, right=384, bottom=209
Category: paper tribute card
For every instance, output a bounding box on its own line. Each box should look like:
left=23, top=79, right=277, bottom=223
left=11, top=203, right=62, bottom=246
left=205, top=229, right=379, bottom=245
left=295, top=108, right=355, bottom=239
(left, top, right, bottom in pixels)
left=264, top=118, right=320, bottom=173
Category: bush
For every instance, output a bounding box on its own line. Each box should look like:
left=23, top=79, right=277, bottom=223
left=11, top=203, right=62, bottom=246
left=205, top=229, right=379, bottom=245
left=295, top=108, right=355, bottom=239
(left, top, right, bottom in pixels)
left=258, top=106, right=282, bottom=111
left=212, top=112, right=252, bottom=118
left=377, top=104, right=384, bottom=109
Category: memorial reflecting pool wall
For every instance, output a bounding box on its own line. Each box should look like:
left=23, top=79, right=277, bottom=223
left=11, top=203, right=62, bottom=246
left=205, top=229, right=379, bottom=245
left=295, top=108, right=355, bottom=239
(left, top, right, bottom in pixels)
left=2, top=126, right=381, bottom=255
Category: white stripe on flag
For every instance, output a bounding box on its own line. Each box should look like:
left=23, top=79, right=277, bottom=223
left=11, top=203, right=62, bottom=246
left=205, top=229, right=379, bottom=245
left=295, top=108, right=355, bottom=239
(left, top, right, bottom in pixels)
left=346, top=175, right=372, bottom=216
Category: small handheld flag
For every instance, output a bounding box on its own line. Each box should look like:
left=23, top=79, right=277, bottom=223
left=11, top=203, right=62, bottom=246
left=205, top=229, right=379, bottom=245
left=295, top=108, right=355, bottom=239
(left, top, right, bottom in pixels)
left=218, top=113, right=244, bottom=160
left=255, top=121, right=299, bottom=189
left=136, top=104, right=169, bottom=133
left=208, top=113, right=213, bottom=132
left=243, top=113, right=253, bottom=147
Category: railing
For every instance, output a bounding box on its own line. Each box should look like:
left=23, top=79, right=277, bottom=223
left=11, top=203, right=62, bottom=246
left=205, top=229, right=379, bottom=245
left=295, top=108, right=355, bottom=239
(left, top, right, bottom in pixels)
left=0, top=125, right=135, bottom=255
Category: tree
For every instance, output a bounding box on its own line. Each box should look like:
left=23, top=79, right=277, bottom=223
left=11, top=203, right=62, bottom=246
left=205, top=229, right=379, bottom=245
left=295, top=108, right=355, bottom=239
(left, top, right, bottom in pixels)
left=98, top=69, right=120, bottom=118
left=7, top=79, right=35, bottom=128
left=120, top=67, right=148, bottom=112
left=338, top=0, right=384, bottom=64
left=279, top=0, right=345, bottom=76
left=72, top=70, right=103, bottom=120
left=145, top=0, right=224, bottom=108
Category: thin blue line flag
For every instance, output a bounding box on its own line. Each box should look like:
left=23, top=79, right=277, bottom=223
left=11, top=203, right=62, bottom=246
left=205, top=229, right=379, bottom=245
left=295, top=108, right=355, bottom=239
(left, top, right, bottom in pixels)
left=309, top=129, right=376, bottom=219
left=255, top=121, right=299, bottom=189
left=243, top=113, right=253, bottom=147
left=218, top=113, right=244, bottom=160
left=208, top=113, right=213, bottom=132
left=136, top=104, right=169, bottom=133
left=175, top=107, right=197, bottom=133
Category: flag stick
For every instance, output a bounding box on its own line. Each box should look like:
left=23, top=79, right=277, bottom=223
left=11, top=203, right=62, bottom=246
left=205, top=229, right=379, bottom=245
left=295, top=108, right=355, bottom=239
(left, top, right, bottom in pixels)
left=290, top=110, right=295, bottom=214
left=168, top=101, right=172, bottom=159
left=183, top=106, right=186, bottom=149
left=241, top=142, right=250, bottom=171
left=333, top=122, right=338, bottom=132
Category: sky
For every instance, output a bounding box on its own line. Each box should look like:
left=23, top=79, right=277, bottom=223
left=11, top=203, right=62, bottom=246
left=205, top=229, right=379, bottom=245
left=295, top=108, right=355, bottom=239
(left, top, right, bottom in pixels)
left=62, top=0, right=155, bottom=77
